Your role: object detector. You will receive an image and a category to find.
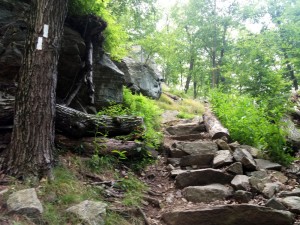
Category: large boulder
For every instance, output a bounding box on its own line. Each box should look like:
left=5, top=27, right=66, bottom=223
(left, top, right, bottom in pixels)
left=116, top=57, right=162, bottom=99
left=162, top=204, right=295, bottom=225
left=93, top=54, right=124, bottom=108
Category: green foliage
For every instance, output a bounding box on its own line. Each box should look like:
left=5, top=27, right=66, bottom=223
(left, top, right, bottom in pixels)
left=39, top=166, right=103, bottom=225
left=123, top=88, right=163, bottom=148
left=116, top=173, right=147, bottom=206
left=210, top=90, right=294, bottom=165
left=68, top=0, right=127, bottom=59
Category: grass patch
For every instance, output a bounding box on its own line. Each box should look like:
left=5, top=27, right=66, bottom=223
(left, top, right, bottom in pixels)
left=156, top=92, right=205, bottom=119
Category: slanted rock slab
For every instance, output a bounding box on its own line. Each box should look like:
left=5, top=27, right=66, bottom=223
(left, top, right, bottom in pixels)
left=213, top=150, right=233, bottom=168
left=174, top=141, right=218, bottom=156
left=255, top=159, right=282, bottom=171
left=233, top=148, right=257, bottom=171
left=280, top=196, right=300, bottom=214
left=7, top=188, right=43, bottom=217
left=66, top=200, right=107, bottom=225
left=162, top=204, right=295, bottom=225
left=175, top=168, right=233, bottom=188
left=182, top=184, right=233, bottom=203
left=265, top=198, right=287, bottom=210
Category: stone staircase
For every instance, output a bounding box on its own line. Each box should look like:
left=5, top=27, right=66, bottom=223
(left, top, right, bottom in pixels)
left=158, top=112, right=300, bottom=225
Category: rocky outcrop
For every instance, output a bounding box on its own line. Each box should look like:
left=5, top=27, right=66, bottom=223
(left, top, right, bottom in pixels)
left=0, top=0, right=124, bottom=112
left=116, top=57, right=163, bottom=99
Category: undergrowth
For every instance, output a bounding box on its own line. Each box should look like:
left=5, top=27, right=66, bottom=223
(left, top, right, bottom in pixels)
left=210, top=90, right=294, bottom=165
left=98, top=87, right=163, bottom=148
left=156, top=93, right=204, bottom=119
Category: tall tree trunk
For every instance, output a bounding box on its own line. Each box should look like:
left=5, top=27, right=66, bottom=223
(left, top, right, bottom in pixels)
left=211, top=0, right=217, bottom=88
left=184, top=56, right=194, bottom=93
left=193, top=80, right=197, bottom=99
left=2, top=0, right=68, bottom=178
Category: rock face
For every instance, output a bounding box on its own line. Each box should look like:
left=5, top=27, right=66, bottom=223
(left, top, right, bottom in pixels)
left=7, top=188, right=43, bottom=217
left=0, top=0, right=125, bottom=111
left=231, top=175, right=250, bottom=191
left=182, top=184, right=233, bottom=203
left=93, top=54, right=125, bottom=108
left=66, top=200, right=107, bottom=225
left=162, top=204, right=295, bottom=225
left=116, top=57, right=163, bottom=99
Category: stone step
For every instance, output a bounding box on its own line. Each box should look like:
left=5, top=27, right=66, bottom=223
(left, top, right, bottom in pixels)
left=162, top=204, right=295, bottom=225
left=175, top=168, right=234, bottom=188
left=165, top=140, right=218, bottom=158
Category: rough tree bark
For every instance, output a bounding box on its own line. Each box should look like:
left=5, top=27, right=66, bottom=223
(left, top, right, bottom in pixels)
left=203, top=107, right=230, bottom=141
left=0, top=99, right=145, bottom=138
left=1, top=0, right=68, bottom=178
left=55, top=135, right=143, bottom=158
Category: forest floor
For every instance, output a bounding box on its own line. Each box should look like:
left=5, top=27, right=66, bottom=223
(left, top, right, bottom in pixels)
left=1, top=93, right=300, bottom=225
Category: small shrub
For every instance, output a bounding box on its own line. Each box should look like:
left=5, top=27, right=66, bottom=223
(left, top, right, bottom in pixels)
left=210, top=90, right=294, bottom=165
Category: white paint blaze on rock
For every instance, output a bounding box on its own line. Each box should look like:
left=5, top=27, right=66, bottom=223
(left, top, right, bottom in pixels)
left=7, top=188, right=43, bottom=217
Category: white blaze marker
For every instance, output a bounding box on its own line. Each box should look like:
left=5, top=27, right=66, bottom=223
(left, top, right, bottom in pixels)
left=43, top=24, right=49, bottom=38
left=36, top=37, right=43, bottom=50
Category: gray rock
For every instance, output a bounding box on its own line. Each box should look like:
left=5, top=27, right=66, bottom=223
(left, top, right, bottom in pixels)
left=268, top=171, right=288, bottom=184
left=249, top=176, right=271, bottom=193
left=248, top=170, right=269, bottom=179
left=166, top=123, right=206, bottom=136
left=231, top=175, right=250, bottom=191
left=265, top=198, right=287, bottom=210
left=180, top=154, right=213, bottom=168
left=175, top=169, right=234, bottom=188
left=280, top=196, right=300, bottom=214
left=279, top=188, right=300, bottom=198
left=213, top=150, right=233, bottom=168
left=239, top=145, right=260, bottom=158
left=183, top=184, right=233, bottom=203
left=255, top=159, right=282, bottom=171
left=93, top=54, right=125, bottom=109
left=215, top=139, right=231, bottom=150
left=262, top=183, right=280, bottom=199
left=7, top=188, right=43, bottom=217
left=66, top=200, right=107, bottom=225
left=233, top=148, right=257, bottom=171
left=162, top=204, right=295, bottom=225
left=226, top=162, right=243, bottom=175
left=233, top=190, right=252, bottom=203
left=174, top=141, right=218, bottom=156
left=229, top=141, right=240, bottom=150
left=167, top=158, right=181, bottom=167
left=116, top=57, right=162, bottom=99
